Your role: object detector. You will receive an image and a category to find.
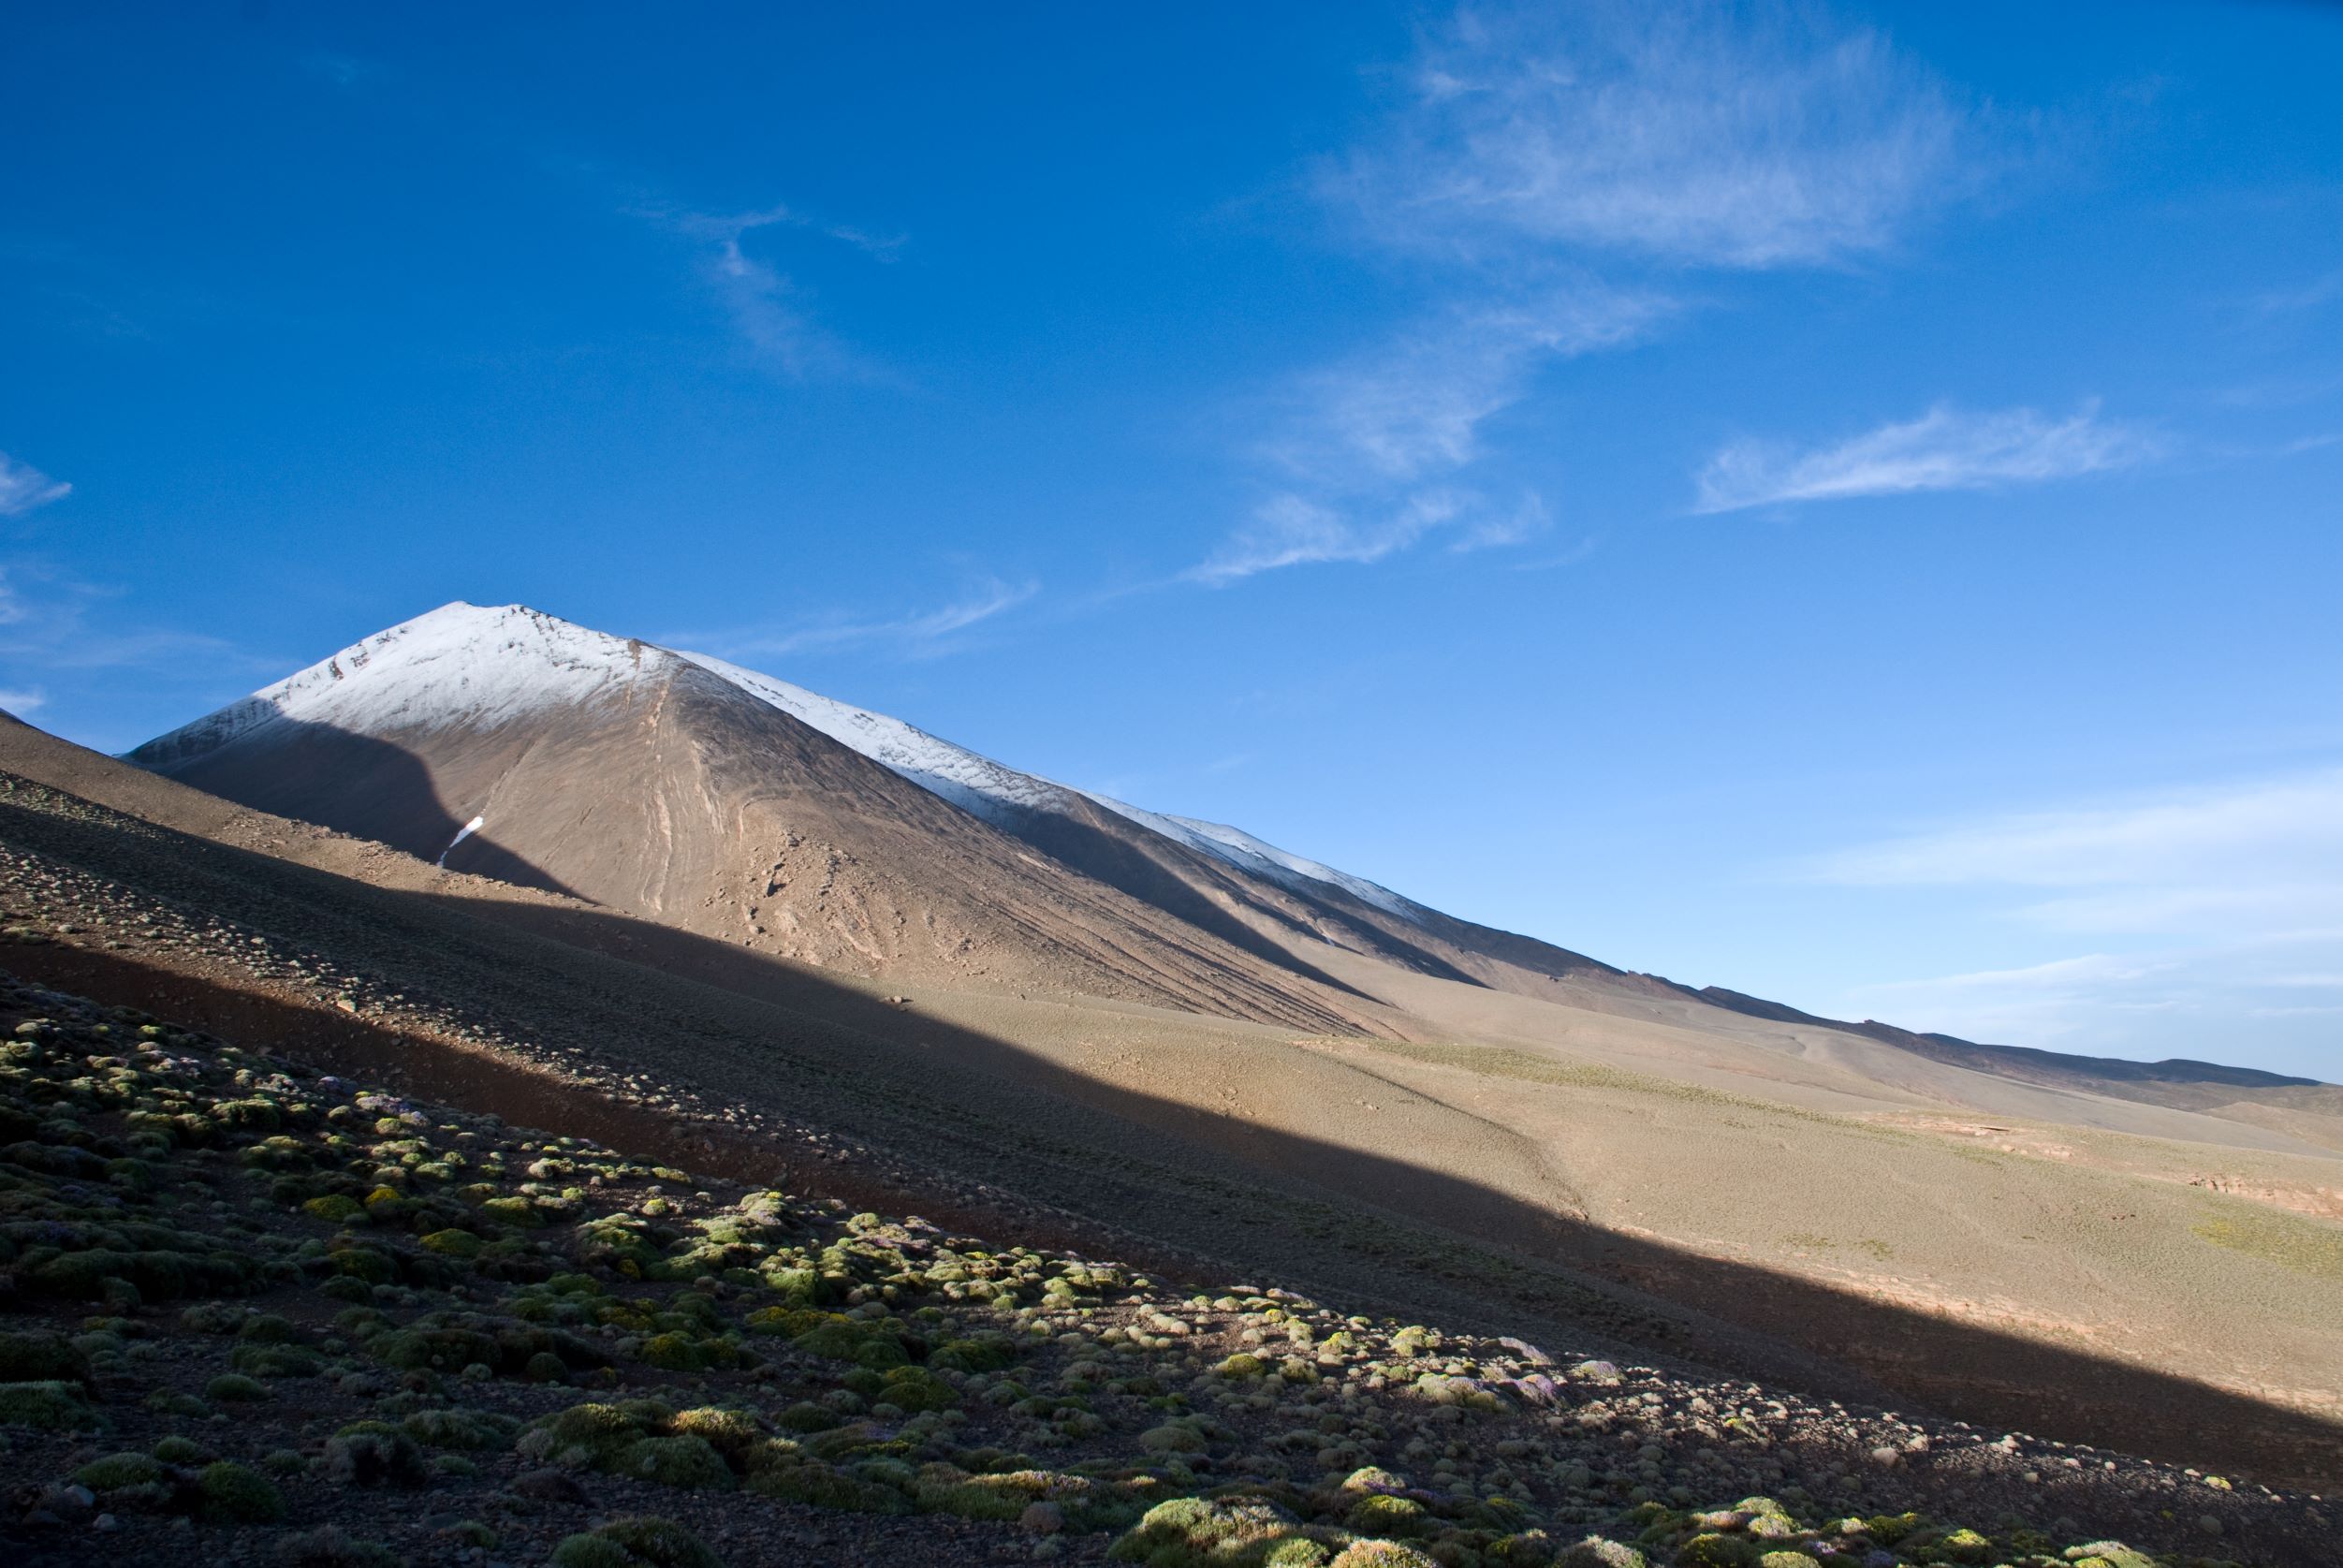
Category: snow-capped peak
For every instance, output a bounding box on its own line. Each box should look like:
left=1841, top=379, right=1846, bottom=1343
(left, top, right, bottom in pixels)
left=130, top=602, right=669, bottom=768
left=134, top=598, right=1428, bottom=928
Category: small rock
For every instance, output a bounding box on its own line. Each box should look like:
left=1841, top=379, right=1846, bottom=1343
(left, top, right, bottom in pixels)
left=1019, top=1502, right=1063, bottom=1535
left=1868, top=1446, right=1901, bottom=1469
left=2198, top=1514, right=2224, bottom=1536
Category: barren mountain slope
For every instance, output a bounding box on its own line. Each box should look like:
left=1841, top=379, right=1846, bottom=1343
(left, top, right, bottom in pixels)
left=124, top=606, right=1384, bottom=1034
left=681, top=649, right=1672, bottom=1010
left=9, top=711, right=2343, bottom=1490
left=126, top=602, right=1695, bottom=1035
left=1691, top=985, right=2343, bottom=1145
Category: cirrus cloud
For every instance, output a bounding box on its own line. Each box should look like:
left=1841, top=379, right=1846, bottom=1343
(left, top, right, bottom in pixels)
left=0, top=453, right=71, bottom=517
left=1694, top=401, right=2156, bottom=513
left=1195, top=1, right=1989, bottom=584
left=1334, top=1, right=1970, bottom=270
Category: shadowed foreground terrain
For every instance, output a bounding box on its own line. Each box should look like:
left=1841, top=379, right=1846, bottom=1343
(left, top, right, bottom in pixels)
left=0, top=741, right=2340, bottom=1500
left=0, top=970, right=2328, bottom=1568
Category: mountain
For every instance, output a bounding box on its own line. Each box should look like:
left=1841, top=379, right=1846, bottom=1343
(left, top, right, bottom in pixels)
left=126, top=603, right=1393, bottom=1033
left=17, top=629, right=2341, bottom=1490
left=127, top=601, right=2333, bottom=1130
left=126, top=602, right=1651, bottom=1026
left=1691, top=986, right=2343, bottom=1125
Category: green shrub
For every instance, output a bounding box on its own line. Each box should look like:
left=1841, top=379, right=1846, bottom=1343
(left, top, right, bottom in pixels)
left=1109, top=1495, right=1311, bottom=1563
left=231, top=1341, right=325, bottom=1378
left=879, top=1366, right=956, bottom=1413
left=403, top=1407, right=519, bottom=1451
left=1917, top=1529, right=1992, bottom=1565
left=1348, top=1493, right=1428, bottom=1538
left=1329, top=1544, right=1438, bottom=1567
left=747, top=1459, right=909, bottom=1514
left=371, top=1325, right=497, bottom=1371
left=929, top=1335, right=1017, bottom=1373
left=75, top=1451, right=166, bottom=1490
left=0, top=1330, right=89, bottom=1385
left=619, top=1434, right=736, bottom=1490
left=639, top=1332, right=706, bottom=1371
left=1677, top=1535, right=1752, bottom=1568
left=199, top=1460, right=286, bottom=1523
left=325, top=1420, right=429, bottom=1486
left=550, top=1537, right=637, bottom=1568
left=1557, top=1543, right=1647, bottom=1568
left=794, top=1316, right=908, bottom=1368
left=0, top=1379, right=99, bottom=1429
left=552, top=1517, right=723, bottom=1568
left=670, top=1406, right=762, bottom=1458
left=775, top=1400, right=839, bottom=1433
left=276, top=1526, right=400, bottom=1567
left=532, top=1401, right=649, bottom=1467
left=205, top=1372, right=271, bottom=1402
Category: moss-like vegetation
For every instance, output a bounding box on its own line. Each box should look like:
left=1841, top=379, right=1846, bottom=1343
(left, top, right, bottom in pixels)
left=550, top=1516, right=724, bottom=1568
left=0, top=1378, right=99, bottom=1429
left=199, top=1460, right=287, bottom=1523
left=0, top=968, right=2277, bottom=1568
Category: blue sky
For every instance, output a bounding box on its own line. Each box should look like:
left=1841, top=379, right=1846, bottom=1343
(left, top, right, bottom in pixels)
left=4, top=2, right=2339, bottom=1078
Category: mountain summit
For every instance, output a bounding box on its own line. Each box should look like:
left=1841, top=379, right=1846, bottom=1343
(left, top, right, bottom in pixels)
left=126, top=602, right=1628, bottom=1030
left=128, top=602, right=2338, bottom=1132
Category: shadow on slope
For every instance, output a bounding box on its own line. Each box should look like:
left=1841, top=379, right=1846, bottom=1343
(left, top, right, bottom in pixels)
left=127, top=714, right=581, bottom=900
left=985, top=797, right=1407, bottom=1002
left=3, top=783, right=2337, bottom=1500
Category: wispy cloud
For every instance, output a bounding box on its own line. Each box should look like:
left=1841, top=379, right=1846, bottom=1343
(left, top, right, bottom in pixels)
left=0, top=563, right=245, bottom=672
left=1693, top=402, right=2154, bottom=513
left=634, top=201, right=901, bottom=379
left=1867, top=953, right=2165, bottom=993
left=0, top=688, right=44, bottom=714
left=2249, top=268, right=2343, bottom=318
left=1819, top=769, right=2343, bottom=1060
left=1196, top=1, right=1981, bottom=582
left=1195, top=289, right=1654, bottom=583
left=0, top=453, right=71, bottom=518
left=1334, top=2, right=1970, bottom=270
left=303, top=53, right=373, bottom=91
left=1815, top=769, right=2343, bottom=903
left=669, top=576, right=1037, bottom=662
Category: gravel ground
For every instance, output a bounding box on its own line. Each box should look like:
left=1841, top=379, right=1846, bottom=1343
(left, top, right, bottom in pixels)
left=0, top=975, right=2330, bottom=1568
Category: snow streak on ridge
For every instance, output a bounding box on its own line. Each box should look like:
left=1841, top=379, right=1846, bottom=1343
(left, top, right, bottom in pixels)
left=675, top=652, right=1423, bottom=922
left=674, top=650, right=1075, bottom=825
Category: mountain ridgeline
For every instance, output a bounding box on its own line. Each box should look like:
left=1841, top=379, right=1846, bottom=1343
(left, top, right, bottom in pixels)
left=128, top=601, right=2332, bottom=1118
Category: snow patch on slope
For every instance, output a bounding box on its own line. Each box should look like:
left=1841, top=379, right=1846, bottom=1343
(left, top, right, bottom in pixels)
left=131, top=603, right=668, bottom=768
